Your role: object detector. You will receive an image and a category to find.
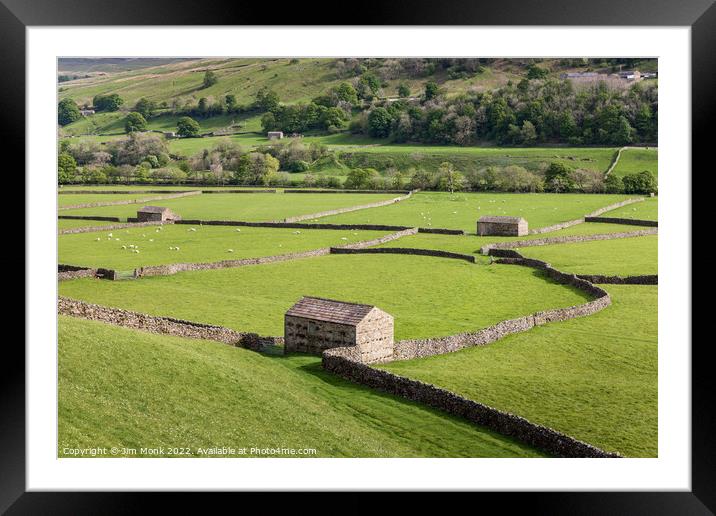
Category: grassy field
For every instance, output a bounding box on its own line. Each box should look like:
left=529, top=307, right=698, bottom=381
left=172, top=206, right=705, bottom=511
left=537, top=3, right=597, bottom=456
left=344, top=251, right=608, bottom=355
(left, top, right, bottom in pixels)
left=375, top=222, right=657, bottom=256
left=58, top=219, right=118, bottom=230
left=58, top=192, right=184, bottom=207
left=59, top=316, right=544, bottom=458
left=59, top=192, right=399, bottom=222
left=318, top=192, right=635, bottom=232
left=610, top=148, right=658, bottom=178
left=59, top=225, right=389, bottom=270
left=519, top=235, right=657, bottom=276
left=380, top=284, right=658, bottom=457
left=60, top=185, right=277, bottom=192
left=602, top=196, right=658, bottom=221
left=58, top=254, right=590, bottom=340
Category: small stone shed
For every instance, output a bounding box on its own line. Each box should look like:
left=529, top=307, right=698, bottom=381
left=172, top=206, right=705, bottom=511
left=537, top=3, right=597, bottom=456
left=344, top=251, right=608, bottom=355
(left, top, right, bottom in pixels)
left=284, top=296, right=394, bottom=363
left=136, top=206, right=181, bottom=222
left=267, top=131, right=284, bottom=140
left=477, top=215, right=528, bottom=236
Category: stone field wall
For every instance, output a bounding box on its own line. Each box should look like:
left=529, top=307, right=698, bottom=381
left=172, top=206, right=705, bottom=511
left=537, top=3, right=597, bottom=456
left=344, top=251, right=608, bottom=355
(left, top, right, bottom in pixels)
left=58, top=220, right=172, bottom=235
left=330, top=247, right=476, bottom=263
left=584, top=216, right=657, bottom=227
left=529, top=197, right=645, bottom=234
left=322, top=346, right=619, bottom=458
left=479, top=228, right=658, bottom=254
left=58, top=297, right=279, bottom=351
left=58, top=190, right=201, bottom=211
left=281, top=191, right=414, bottom=223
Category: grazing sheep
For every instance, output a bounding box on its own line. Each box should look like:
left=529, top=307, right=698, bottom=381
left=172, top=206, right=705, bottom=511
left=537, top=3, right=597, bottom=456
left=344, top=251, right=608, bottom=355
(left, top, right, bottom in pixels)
left=227, top=249, right=234, bottom=253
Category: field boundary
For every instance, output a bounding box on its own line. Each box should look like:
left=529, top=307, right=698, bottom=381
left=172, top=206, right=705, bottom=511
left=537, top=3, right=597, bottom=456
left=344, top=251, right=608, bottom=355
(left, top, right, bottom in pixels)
left=322, top=347, right=618, bottom=458
left=529, top=197, right=645, bottom=234
left=584, top=216, right=657, bottom=227
left=479, top=228, right=658, bottom=254
left=330, top=247, right=476, bottom=263
left=280, top=190, right=415, bottom=223
left=604, top=146, right=628, bottom=177
left=58, top=190, right=201, bottom=211
left=60, top=227, right=418, bottom=280
left=59, top=220, right=172, bottom=235
left=576, top=274, right=658, bottom=285
left=58, top=297, right=279, bottom=351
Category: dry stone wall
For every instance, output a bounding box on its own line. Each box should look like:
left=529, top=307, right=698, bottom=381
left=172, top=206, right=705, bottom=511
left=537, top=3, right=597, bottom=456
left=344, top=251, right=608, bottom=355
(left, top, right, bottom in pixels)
left=331, top=247, right=476, bottom=263
left=133, top=228, right=416, bottom=278
left=576, top=274, right=658, bottom=285
left=58, top=190, right=201, bottom=211
left=58, top=215, right=121, bottom=222
left=322, top=347, right=619, bottom=458
left=479, top=228, right=658, bottom=254
left=584, top=216, right=657, bottom=227
left=529, top=197, right=645, bottom=234
left=284, top=189, right=411, bottom=195
left=58, top=297, right=279, bottom=351
left=281, top=191, right=414, bottom=223
left=59, top=220, right=172, bottom=235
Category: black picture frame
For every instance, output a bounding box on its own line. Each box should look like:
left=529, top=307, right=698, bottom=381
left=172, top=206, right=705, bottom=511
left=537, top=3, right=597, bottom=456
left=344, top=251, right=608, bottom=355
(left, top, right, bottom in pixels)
left=5, top=0, right=708, bottom=511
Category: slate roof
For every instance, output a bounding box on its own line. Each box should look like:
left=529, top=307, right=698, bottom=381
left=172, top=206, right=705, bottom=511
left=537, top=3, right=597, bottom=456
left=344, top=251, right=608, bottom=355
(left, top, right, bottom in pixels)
left=286, top=296, right=375, bottom=326
left=478, top=215, right=527, bottom=224
left=138, top=206, right=171, bottom=214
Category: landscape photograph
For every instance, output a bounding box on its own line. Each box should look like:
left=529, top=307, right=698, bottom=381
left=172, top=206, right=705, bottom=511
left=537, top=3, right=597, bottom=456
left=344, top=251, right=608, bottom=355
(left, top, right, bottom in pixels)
left=56, top=57, right=658, bottom=459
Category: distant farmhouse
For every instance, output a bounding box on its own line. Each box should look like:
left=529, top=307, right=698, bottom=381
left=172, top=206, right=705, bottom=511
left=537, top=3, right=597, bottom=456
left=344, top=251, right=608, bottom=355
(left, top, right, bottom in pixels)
left=267, top=131, right=284, bottom=140
left=136, top=206, right=181, bottom=222
left=477, top=215, right=529, bottom=237
left=284, top=296, right=394, bottom=363
left=79, top=109, right=95, bottom=116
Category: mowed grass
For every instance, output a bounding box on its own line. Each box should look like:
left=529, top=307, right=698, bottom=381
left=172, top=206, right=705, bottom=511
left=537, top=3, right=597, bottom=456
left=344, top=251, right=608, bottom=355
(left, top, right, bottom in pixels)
left=380, top=285, right=658, bottom=457
left=59, top=254, right=590, bottom=340
left=58, top=225, right=389, bottom=270
left=602, top=197, right=658, bottom=221
left=58, top=193, right=184, bottom=207
left=58, top=218, right=118, bottom=230
left=610, top=147, right=658, bottom=178
left=59, top=316, right=545, bottom=458
left=519, top=236, right=657, bottom=276
left=59, top=192, right=400, bottom=222
left=319, top=192, right=635, bottom=232
left=376, top=222, right=658, bottom=257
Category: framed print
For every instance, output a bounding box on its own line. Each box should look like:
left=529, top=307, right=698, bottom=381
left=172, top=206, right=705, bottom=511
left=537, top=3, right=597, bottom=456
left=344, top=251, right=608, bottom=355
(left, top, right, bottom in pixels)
left=5, top=0, right=711, bottom=511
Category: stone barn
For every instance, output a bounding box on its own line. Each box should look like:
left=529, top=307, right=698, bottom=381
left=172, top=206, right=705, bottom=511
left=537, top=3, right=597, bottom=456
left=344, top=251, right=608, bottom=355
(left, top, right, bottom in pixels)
left=284, top=296, right=394, bottom=363
left=477, top=215, right=528, bottom=237
left=136, top=206, right=181, bottom=222
left=267, top=131, right=284, bottom=140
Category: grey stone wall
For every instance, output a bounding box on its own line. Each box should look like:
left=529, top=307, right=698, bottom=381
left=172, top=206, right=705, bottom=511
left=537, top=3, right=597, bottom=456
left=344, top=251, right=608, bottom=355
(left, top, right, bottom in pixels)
left=322, top=346, right=620, bottom=458
left=330, top=247, right=476, bottom=263
left=529, top=197, right=645, bottom=234
left=281, top=191, right=414, bottom=223
left=584, top=216, right=657, bottom=227
left=58, top=297, right=279, bottom=351
left=58, top=220, right=172, bottom=235
left=175, top=219, right=414, bottom=232
left=58, top=190, right=201, bottom=211
left=58, top=215, right=122, bottom=222
left=284, top=189, right=411, bottom=194
left=133, top=228, right=416, bottom=278
left=576, top=274, right=658, bottom=285
left=479, top=228, right=658, bottom=254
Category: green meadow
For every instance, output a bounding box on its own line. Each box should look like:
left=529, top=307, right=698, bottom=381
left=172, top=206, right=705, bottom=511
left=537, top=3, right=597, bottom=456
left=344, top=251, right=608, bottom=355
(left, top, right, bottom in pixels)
left=59, top=316, right=544, bottom=458
left=519, top=235, right=657, bottom=276
left=375, top=222, right=656, bottom=256
left=58, top=192, right=181, bottom=207
left=602, top=196, right=658, bottom=221
left=319, top=191, right=636, bottom=232
left=59, top=254, right=590, bottom=341
left=59, top=192, right=399, bottom=222
left=380, top=284, right=658, bottom=457
left=58, top=225, right=389, bottom=270
left=610, top=147, right=658, bottom=178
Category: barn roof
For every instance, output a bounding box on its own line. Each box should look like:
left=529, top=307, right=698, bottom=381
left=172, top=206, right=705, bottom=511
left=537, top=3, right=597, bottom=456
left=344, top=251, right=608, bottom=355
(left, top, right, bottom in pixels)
left=286, top=296, right=376, bottom=326
left=138, top=206, right=170, bottom=214
left=478, top=215, right=527, bottom=224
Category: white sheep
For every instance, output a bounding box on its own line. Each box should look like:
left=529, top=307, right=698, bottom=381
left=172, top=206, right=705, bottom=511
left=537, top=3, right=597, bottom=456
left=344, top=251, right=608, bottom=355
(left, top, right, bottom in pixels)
left=227, top=249, right=234, bottom=253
